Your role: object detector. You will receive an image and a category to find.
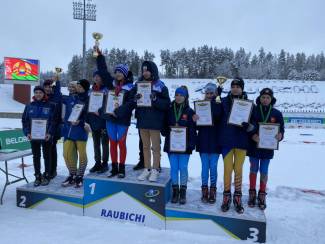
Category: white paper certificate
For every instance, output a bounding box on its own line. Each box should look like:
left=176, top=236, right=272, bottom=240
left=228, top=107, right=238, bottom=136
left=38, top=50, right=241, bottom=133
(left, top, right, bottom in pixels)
left=61, top=103, right=66, bottom=120
left=137, top=82, right=152, bottom=107
left=258, top=123, right=280, bottom=150
left=88, top=92, right=104, bottom=113
left=228, top=99, right=253, bottom=126
left=68, top=104, right=84, bottom=123
left=31, top=119, right=47, bottom=140
left=194, top=101, right=213, bottom=126
left=170, top=127, right=187, bottom=152
left=105, top=91, right=124, bottom=114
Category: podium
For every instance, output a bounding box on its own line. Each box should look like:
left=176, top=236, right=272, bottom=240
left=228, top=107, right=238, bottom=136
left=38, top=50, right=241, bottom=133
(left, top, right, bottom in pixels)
left=166, top=189, right=266, bottom=243
left=83, top=165, right=171, bottom=229
left=16, top=176, right=84, bottom=216
left=16, top=165, right=267, bottom=242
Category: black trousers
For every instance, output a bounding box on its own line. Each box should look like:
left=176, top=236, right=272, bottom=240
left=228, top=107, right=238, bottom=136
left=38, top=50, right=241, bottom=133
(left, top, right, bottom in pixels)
left=31, top=140, right=51, bottom=176
left=92, top=129, right=109, bottom=164
left=50, top=139, right=58, bottom=175
left=138, top=131, right=144, bottom=164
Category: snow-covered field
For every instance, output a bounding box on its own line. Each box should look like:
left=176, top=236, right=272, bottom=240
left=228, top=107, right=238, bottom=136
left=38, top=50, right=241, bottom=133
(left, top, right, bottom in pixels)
left=0, top=79, right=325, bottom=244
left=0, top=117, right=325, bottom=244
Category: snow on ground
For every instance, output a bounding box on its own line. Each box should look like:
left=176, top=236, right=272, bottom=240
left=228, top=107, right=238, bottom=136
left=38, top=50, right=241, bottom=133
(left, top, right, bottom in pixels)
left=0, top=118, right=325, bottom=244
left=1, top=78, right=325, bottom=243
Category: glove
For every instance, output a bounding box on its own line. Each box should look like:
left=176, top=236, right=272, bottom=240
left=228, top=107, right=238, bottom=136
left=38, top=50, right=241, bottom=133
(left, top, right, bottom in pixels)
left=241, top=122, right=249, bottom=129
left=84, top=123, right=92, bottom=133
left=135, top=93, right=142, bottom=100
left=217, top=86, right=223, bottom=96
left=150, top=92, right=157, bottom=101
left=242, top=122, right=254, bottom=132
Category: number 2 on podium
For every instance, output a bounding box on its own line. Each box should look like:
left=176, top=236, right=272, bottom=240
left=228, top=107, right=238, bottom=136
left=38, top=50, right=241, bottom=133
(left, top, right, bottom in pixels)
left=89, top=183, right=96, bottom=195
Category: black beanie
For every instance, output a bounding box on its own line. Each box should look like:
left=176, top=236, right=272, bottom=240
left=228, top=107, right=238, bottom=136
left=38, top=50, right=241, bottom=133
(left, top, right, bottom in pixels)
left=231, top=77, right=244, bottom=90
left=43, top=79, right=53, bottom=87
left=77, top=79, right=90, bottom=92
left=257, top=87, right=277, bottom=105
left=34, top=86, right=45, bottom=94
left=260, top=88, right=274, bottom=98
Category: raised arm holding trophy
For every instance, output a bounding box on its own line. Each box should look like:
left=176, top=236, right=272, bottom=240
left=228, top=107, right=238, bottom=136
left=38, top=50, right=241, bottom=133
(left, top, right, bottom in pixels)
left=92, top=32, right=103, bottom=58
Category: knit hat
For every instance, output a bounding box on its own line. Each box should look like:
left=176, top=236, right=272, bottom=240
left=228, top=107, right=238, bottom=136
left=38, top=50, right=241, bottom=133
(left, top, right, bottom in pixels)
left=257, top=87, right=276, bottom=105
left=114, top=64, right=129, bottom=78
left=260, top=88, right=274, bottom=98
left=175, top=86, right=189, bottom=98
left=93, top=70, right=104, bottom=79
left=231, top=77, right=244, bottom=90
left=204, top=83, right=217, bottom=94
left=77, top=79, right=90, bottom=92
left=34, top=86, right=45, bottom=94
left=43, top=79, right=53, bottom=87
left=141, top=61, right=160, bottom=81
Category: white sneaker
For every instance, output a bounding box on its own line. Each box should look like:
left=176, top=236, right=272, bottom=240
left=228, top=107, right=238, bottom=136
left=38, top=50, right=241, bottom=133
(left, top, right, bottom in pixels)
left=149, top=169, right=159, bottom=182
left=137, top=168, right=150, bottom=181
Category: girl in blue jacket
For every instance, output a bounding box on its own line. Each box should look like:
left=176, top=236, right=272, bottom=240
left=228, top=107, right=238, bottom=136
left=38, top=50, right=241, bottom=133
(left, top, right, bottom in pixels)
left=61, top=79, right=90, bottom=188
left=164, top=86, right=196, bottom=204
left=247, top=88, right=284, bottom=210
left=193, top=83, right=222, bottom=204
left=95, top=48, right=136, bottom=178
left=218, top=78, right=255, bottom=214
left=22, top=86, right=56, bottom=186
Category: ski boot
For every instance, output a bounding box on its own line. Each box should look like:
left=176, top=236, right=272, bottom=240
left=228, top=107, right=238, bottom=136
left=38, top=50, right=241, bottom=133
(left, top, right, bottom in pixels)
left=258, top=191, right=267, bottom=210
left=171, top=185, right=179, bottom=204
left=61, top=174, right=76, bottom=187
left=221, top=191, right=231, bottom=212
left=248, top=189, right=257, bottom=208
left=233, top=191, right=244, bottom=214
left=201, top=185, right=209, bottom=203
left=108, top=163, right=118, bottom=178
left=208, top=186, right=217, bottom=204
left=179, top=185, right=187, bottom=205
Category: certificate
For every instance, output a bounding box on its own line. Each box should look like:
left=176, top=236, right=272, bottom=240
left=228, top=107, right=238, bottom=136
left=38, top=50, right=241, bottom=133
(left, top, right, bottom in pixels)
left=194, top=101, right=213, bottom=126
left=228, top=99, right=253, bottom=126
left=258, top=123, right=280, bottom=150
left=61, top=103, right=66, bottom=120
left=68, top=104, right=84, bottom=123
left=88, top=91, right=104, bottom=113
left=31, top=119, right=47, bottom=140
left=105, top=91, right=124, bottom=114
left=137, top=82, right=152, bottom=107
left=170, top=126, right=187, bottom=153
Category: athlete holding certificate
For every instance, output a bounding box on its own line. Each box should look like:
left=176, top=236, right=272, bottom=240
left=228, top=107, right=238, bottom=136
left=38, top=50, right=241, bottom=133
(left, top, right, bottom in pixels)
left=218, top=78, right=255, bottom=214
left=247, top=88, right=284, bottom=210
left=22, top=86, right=57, bottom=186
left=163, top=86, right=196, bottom=204
left=95, top=47, right=135, bottom=178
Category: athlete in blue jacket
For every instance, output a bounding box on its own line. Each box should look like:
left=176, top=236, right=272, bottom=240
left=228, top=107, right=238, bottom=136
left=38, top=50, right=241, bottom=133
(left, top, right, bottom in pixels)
left=247, top=88, right=284, bottom=210
left=22, top=86, right=57, bottom=186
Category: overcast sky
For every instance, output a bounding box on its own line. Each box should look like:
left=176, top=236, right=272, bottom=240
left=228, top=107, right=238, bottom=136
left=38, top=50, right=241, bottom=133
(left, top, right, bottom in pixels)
left=1, top=0, right=324, bottom=72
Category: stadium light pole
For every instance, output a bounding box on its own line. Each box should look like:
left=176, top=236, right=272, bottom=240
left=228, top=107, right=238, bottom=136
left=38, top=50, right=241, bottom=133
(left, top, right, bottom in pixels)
left=73, top=0, right=96, bottom=78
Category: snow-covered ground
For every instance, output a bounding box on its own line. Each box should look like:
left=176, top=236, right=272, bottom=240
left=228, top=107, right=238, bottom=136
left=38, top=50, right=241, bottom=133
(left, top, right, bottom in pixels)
left=1, top=79, right=325, bottom=243
left=0, top=117, right=325, bottom=244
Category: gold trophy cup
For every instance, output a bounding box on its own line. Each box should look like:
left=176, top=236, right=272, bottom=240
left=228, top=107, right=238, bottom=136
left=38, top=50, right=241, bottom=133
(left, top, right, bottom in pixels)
left=216, top=76, right=227, bottom=87
left=215, top=76, right=227, bottom=102
left=55, top=67, right=63, bottom=74
left=92, top=32, right=103, bottom=57
left=53, top=67, right=63, bottom=84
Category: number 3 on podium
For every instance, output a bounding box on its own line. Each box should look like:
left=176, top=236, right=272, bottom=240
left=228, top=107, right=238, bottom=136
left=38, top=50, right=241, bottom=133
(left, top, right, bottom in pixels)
left=247, top=227, right=259, bottom=242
